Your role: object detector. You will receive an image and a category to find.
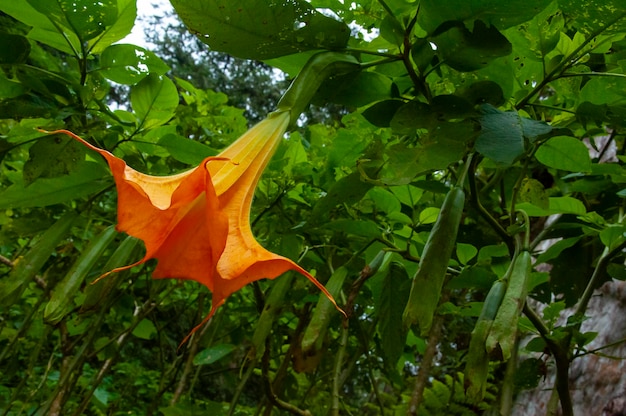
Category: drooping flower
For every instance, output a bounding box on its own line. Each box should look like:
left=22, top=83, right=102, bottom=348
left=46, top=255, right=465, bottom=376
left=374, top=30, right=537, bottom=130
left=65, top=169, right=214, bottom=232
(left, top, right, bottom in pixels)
left=47, top=110, right=341, bottom=336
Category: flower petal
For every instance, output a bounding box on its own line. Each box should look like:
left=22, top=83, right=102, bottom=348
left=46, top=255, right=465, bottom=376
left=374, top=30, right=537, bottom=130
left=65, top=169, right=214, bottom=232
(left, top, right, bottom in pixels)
left=47, top=130, right=229, bottom=284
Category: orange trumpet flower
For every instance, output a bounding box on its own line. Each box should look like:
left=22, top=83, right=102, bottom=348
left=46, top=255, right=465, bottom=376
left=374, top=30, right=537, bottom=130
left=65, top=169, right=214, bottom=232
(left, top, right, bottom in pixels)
left=47, top=111, right=341, bottom=336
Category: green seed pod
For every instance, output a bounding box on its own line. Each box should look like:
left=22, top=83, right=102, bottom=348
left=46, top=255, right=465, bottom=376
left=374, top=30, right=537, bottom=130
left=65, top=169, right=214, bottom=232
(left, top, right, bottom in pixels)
left=403, top=185, right=465, bottom=335
left=250, top=272, right=296, bottom=359
left=486, top=250, right=532, bottom=361
left=44, top=226, right=117, bottom=325
left=301, top=267, right=348, bottom=353
left=81, top=235, right=140, bottom=312
left=464, top=279, right=507, bottom=403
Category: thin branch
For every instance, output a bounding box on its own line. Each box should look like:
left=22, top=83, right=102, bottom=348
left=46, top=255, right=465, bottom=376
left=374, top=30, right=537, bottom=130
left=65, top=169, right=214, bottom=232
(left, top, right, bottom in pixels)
left=575, top=239, right=626, bottom=317
left=467, top=156, right=514, bottom=253
left=407, top=310, right=445, bottom=415
left=261, top=340, right=312, bottom=416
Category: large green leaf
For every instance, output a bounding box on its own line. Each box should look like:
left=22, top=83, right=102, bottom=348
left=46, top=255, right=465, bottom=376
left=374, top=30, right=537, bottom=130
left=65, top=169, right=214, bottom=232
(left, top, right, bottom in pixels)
left=100, top=44, right=170, bottom=85
left=516, top=196, right=587, bottom=216
left=0, top=73, right=25, bottom=99
left=130, top=74, right=179, bottom=130
left=23, top=136, right=87, bottom=185
left=170, top=0, right=351, bottom=60
left=0, top=161, right=110, bottom=209
left=475, top=105, right=552, bottom=165
left=323, top=219, right=382, bottom=239
left=27, top=0, right=118, bottom=43
left=193, top=344, right=236, bottom=366
left=0, top=0, right=79, bottom=54
left=4, top=0, right=131, bottom=55
left=88, top=0, right=137, bottom=54
left=432, top=21, right=512, bottom=72
left=380, top=121, right=473, bottom=185
left=311, top=171, right=374, bottom=221
left=535, top=136, right=592, bottom=172
left=579, top=77, right=626, bottom=106
left=315, top=71, right=394, bottom=108
left=417, top=0, right=552, bottom=34
left=0, top=211, right=79, bottom=307
left=559, top=0, right=626, bottom=35
left=157, top=134, right=217, bottom=165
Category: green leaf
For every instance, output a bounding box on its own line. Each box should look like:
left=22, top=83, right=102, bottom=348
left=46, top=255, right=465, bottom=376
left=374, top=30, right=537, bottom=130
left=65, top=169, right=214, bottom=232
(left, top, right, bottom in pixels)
left=579, top=77, right=626, bottom=106
left=131, top=74, right=179, bottom=130
left=456, top=243, right=478, bottom=265
left=0, top=211, right=78, bottom=308
left=316, top=71, right=394, bottom=108
left=132, top=319, right=157, bottom=340
left=0, top=73, right=26, bottom=99
left=516, top=196, right=587, bottom=216
left=535, top=136, right=592, bottom=172
left=0, top=161, right=110, bottom=209
left=27, top=26, right=80, bottom=55
left=419, top=207, right=440, bottom=225
left=0, top=33, right=31, bottom=64
left=323, top=219, right=382, bottom=239
left=448, top=265, right=497, bottom=290
left=381, top=121, right=472, bottom=184
left=536, top=236, right=582, bottom=264
left=600, top=224, right=626, bottom=251
left=361, top=100, right=405, bottom=127
left=476, top=105, right=552, bottom=165
left=193, top=344, right=236, bottom=366
left=88, top=0, right=137, bottom=54
left=517, top=178, right=549, bottom=209
left=576, top=102, right=626, bottom=129
left=608, top=262, right=626, bottom=280
left=23, top=136, right=86, bottom=185
left=432, top=21, right=512, bottom=72
left=281, top=132, right=308, bottom=176
left=99, top=44, right=170, bottom=85
left=418, top=0, right=553, bottom=33
left=311, top=172, right=374, bottom=221
left=365, top=187, right=401, bottom=214
left=377, top=262, right=410, bottom=372
left=455, top=80, right=505, bottom=107
left=559, top=0, right=626, bottom=35
left=27, top=0, right=118, bottom=43
left=0, top=0, right=79, bottom=54
left=390, top=185, right=424, bottom=208
left=170, top=0, right=350, bottom=60
left=157, top=134, right=217, bottom=165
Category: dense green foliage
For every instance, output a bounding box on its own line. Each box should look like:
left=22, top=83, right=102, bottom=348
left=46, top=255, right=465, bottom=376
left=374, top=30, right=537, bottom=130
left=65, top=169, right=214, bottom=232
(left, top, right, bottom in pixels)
left=1, top=0, right=626, bottom=415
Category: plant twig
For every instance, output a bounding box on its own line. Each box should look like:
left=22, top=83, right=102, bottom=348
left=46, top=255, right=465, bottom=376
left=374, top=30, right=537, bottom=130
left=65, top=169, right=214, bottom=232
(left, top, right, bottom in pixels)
left=407, top=297, right=446, bottom=415
left=261, top=339, right=312, bottom=416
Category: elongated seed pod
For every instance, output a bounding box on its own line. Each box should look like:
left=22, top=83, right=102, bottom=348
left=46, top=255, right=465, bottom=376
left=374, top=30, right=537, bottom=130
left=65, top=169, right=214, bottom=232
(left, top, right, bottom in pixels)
left=403, top=185, right=465, bottom=335
left=44, top=226, right=117, bottom=324
left=301, top=267, right=348, bottom=353
left=249, top=272, right=296, bottom=359
left=81, top=235, right=140, bottom=312
left=465, top=279, right=507, bottom=403
left=486, top=250, right=532, bottom=361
